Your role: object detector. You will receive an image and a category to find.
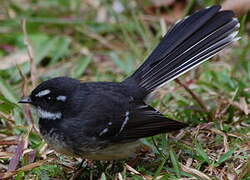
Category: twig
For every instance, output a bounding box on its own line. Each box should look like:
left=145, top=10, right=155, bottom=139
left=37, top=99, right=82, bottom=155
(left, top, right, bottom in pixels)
left=22, top=19, right=37, bottom=88
left=16, top=63, right=39, bottom=132
left=0, top=112, right=15, bottom=123
left=24, top=105, right=40, bottom=133
left=1, top=159, right=53, bottom=179
left=174, top=78, right=213, bottom=121
left=20, top=19, right=40, bottom=133
left=15, top=63, right=28, bottom=96
left=211, top=128, right=229, bottom=152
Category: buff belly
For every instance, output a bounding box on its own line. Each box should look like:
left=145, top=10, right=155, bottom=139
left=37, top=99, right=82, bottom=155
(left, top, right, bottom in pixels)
left=42, top=131, right=141, bottom=160
left=80, top=141, right=141, bottom=160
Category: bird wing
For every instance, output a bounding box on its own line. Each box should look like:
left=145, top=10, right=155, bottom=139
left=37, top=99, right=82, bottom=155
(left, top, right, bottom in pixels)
left=97, top=99, right=187, bottom=142
left=77, top=82, right=187, bottom=143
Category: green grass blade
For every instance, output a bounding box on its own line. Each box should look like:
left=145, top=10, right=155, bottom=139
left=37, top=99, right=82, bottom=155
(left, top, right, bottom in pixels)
left=153, top=158, right=166, bottom=180
left=169, top=148, right=181, bottom=178
left=195, top=141, right=210, bottom=164
left=71, top=56, right=92, bottom=78
left=217, top=149, right=235, bottom=165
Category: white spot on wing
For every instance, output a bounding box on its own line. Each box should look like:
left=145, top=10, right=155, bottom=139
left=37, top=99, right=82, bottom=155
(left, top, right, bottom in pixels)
left=37, top=107, right=62, bottom=120
left=108, top=122, right=112, bottom=125
left=99, top=128, right=109, bottom=136
left=36, top=89, right=51, bottom=97
left=56, top=95, right=67, bottom=101
left=136, top=104, right=148, bottom=109
left=119, top=111, right=129, bottom=133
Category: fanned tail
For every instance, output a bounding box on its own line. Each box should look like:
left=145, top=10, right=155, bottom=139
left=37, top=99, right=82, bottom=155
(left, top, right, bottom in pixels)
left=125, top=5, right=239, bottom=96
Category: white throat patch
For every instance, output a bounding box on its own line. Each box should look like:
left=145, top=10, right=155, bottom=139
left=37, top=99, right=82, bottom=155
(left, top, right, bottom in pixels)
left=37, top=107, right=62, bottom=120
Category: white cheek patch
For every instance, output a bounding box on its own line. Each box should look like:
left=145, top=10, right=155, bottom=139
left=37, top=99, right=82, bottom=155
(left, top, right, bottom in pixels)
left=56, top=95, right=67, bottom=102
left=36, top=89, right=51, bottom=97
left=37, top=107, right=62, bottom=120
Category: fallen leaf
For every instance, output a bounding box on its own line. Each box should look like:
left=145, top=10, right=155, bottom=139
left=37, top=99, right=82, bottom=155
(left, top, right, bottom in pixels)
left=0, top=152, right=14, bottom=159
left=7, top=139, right=25, bottom=171
left=180, top=163, right=212, bottom=180
left=125, top=164, right=141, bottom=175
left=0, top=51, right=29, bottom=70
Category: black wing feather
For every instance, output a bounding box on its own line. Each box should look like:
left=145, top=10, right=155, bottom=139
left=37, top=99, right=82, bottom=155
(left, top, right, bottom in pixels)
left=76, top=83, right=187, bottom=143
left=107, top=100, right=187, bottom=142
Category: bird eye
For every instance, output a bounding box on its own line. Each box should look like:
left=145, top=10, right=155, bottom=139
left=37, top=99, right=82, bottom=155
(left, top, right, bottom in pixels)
left=46, top=96, right=52, bottom=101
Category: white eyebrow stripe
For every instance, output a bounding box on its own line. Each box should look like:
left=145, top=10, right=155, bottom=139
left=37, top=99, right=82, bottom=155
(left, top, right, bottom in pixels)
left=35, top=89, right=51, bottom=97
left=37, top=107, right=62, bottom=120
left=56, top=95, right=67, bottom=101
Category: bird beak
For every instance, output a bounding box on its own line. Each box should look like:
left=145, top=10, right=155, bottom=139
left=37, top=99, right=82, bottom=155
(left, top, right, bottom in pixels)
left=18, top=96, right=32, bottom=104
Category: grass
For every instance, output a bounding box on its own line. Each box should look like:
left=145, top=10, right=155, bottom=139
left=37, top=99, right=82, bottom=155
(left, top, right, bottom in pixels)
left=0, top=0, right=249, bottom=179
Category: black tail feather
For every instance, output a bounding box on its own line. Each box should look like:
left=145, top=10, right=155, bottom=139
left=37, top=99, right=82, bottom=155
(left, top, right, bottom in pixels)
left=125, top=5, right=239, bottom=96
